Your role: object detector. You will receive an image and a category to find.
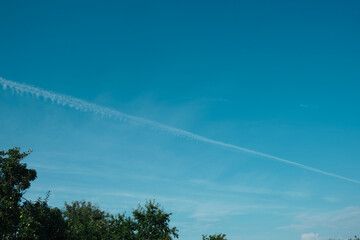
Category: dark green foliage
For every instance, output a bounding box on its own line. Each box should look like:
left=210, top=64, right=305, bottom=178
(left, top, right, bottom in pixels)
left=132, top=200, right=179, bottom=240
left=17, top=192, right=66, bottom=240
left=6, top=147, right=360, bottom=240
left=63, top=201, right=109, bottom=240
left=329, top=236, right=360, bottom=240
left=202, top=233, right=227, bottom=240
left=1, top=147, right=217, bottom=240
left=0, top=147, right=37, bottom=239
left=62, top=200, right=179, bottom=240
left=108, top=213, right=136, bottom=240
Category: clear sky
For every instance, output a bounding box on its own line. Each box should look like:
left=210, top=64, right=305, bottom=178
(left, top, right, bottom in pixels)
left=1, top=0, right=360, bottom=239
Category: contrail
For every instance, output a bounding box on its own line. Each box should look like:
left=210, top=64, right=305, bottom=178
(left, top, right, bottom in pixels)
left=1, top=77, right=359, bottom=184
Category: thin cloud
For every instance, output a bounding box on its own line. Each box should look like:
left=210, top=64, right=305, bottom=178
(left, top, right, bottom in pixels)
left=301, top=233, right=320, bottom=240
left=188, top=179, right=309, bottom=199
left=1, top=77, right=359, bottom=184
left=323, top=196, right=340, bottom=203
left=280, top=206, right=360, bottom=230
left=299, top=104, right=318, bottom=109
left=189, top=202, right=285, bottom=222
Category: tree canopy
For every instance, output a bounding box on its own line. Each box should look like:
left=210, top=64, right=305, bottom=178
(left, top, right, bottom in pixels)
left=5, top=147, right=356, bottom=240
left=0, top=147, right=37, bottom=239
left=133, top=200, right=179, bottom=240
left=17, top=193, right=66, bottom=240
left=0, top=147, right=183, bottom=240
left=202, top=233, right=227, bottom=240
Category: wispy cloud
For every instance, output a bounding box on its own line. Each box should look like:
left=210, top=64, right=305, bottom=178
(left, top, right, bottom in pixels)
left=299, top=104, right=310, bottom=108
left=189, top=202, right=284, bottom=222
left=301, top=233, right=320, bottom=240
left=323, top=196, right=340, bottom=203
left=299, top=104, right=318, bottom=109
left=30, top=185, right=283, bottom=220
left=1, top=77, right=359, bottom=184
left=280, top=206, right=360, bottom=230
left=189, top=179, right=309, bottom=199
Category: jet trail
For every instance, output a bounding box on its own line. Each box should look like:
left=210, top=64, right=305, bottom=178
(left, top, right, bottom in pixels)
left=1, top=77, right=359, bottom=184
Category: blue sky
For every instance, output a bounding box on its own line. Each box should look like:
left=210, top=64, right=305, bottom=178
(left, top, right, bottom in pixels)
left=1, top=0, right=360, bottom=239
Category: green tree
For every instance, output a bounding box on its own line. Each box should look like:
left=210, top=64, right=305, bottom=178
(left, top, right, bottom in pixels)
left=132, top=200, right=179, bottom=240
left=63, top=201, right=110, bottom=240
left=17, top=192, right=66, bottom=240
left=202, top=233, right=227, bottom=240
left=108, top=213, right=136, bottom=240
left=1, top=147, right=180, bottom=240
left=0, top=147, right=37, bottom=239
left=330, top=236, right=360, bottom=240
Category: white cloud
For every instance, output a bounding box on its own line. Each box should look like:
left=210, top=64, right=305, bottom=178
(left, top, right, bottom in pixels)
left=323, top=196, right=340, bottom=203
left=299, top=104, right=318, bottom=109
left=189, top=202, right=284, bottom=222
left=280, top=206, right=360, bottom=230
left=301, top=233, right=319, bottom=240
left=188, top=178, right=309, bottom=199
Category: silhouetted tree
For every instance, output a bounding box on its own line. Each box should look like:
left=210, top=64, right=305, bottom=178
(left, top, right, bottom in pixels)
left=1, top=148, right=181, bottom=240
left=17, top=192, right=66, bottom=240
left=202, top=233, right=227, bottom=240
left=108, top=213, right=136, bottom=240
left=63, top=201, right=110, bottom=240
left=0, top=147, right=37, bottom=239
left=133, top=200, right=179, bottom=240
left=348, top=236, right=360, bottom=240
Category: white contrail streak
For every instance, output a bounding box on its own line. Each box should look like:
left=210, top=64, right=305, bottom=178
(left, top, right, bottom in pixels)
left=1, top=77, right=359, bottom=184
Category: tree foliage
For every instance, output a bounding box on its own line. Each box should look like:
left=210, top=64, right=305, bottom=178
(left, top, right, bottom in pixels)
left=63, top=201, right=109, bottom=240
left=63, top=200, right=179, bottom=240
left=202, top=233, right=227, bottom=240
left=132, top=200, right=179, bottom=240
left=1, top=147, right=230, bottom=240
left=17, top=192, right=66, bottom=240
left=108, top=212, right=137, bottom=240
left=330, top=237, right=360, bottom=240
left=4, top=147, right=360, bottom=240
left=0, top=147, right=37, bottom=239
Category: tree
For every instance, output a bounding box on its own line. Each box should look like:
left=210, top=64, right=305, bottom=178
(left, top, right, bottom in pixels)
left=63, top=201, right=110, bottom=240
left=1, top=148, right=181, bottom=240
left=62, top=200, right=179, bottom=240
left=17, top=192, right=67, bottom=240
left=202, top=233, right=227, bottom=240
left=329, top=236, right=360, bottom=240
left=0, top=147, right=37, bottom=239
left=132, top=200, right=179, bottom=240
left=108, top=213, right=136, bottom=240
